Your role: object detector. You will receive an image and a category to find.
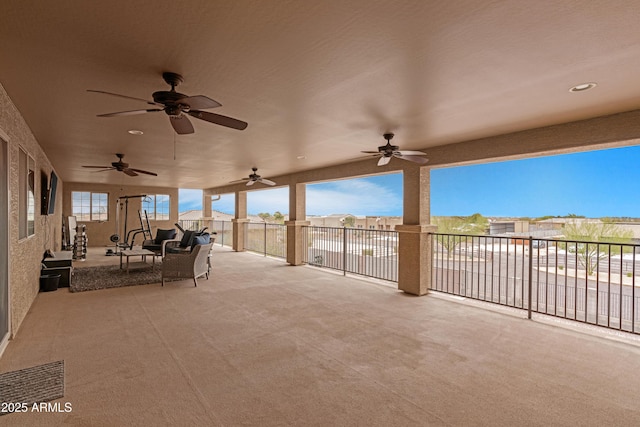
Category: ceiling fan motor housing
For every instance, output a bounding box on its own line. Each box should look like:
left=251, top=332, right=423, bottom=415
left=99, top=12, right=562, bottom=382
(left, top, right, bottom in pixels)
left=153, top=91, right=190, bottom=116
left=379, top=143, right=399, bottom=154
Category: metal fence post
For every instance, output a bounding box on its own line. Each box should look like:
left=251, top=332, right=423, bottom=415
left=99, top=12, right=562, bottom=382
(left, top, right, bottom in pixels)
left=528, top=236, right=533, bottom=320
left=264, top=222, right=267, bottom=256
left=343, top=228, right=347, bottom=276
left=221, top=221, right=224, bottom=246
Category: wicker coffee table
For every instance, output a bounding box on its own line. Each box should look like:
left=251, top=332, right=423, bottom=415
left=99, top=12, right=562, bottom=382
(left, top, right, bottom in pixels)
left=120, top=248, right=155, bottom=273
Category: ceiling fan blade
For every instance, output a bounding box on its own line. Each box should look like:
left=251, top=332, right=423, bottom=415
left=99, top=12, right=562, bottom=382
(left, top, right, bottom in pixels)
left=395, top=154, right=430, bottom=165
left=396, top=150, right=427, bottom=156
left=83, top=165, right=111, bottom=169
left=188, top=110, right=248, bottom=131
left=87, top=89, right=160, bottom=106
left=378, top=156, right=391, bottom=166
left=259, top=178, right=276, bottom=186
left=130, top=168, right=158, bottom=176
left=361, top=150, right=381, bottom=154
left=89, top=168, right=117, bottom=173
left=170, top=114, right=195, bottom=134
left=123, top=169, right=138, bottom=177
left=246, top=180, right=256, bottom=186
left=181, top=95, right=221, bottom=110
left=97, top=108, right=163, bottom=117
left=229, top=178, right=249, bottom=184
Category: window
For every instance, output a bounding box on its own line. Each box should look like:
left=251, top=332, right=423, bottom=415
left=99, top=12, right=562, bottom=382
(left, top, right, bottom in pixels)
left=18, top=148, right=35, bottom=239
left=142, top=194, right=170, bottom=220
left=71, top=191, right=108, bottom=221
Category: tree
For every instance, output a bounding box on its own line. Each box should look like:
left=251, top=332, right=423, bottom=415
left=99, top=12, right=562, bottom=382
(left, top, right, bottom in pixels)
left=432, top=214, right=488, bottom=257
left=258, top=212, right=272, bottom=222
left=273, top=211, right=285, bottom=224
left=343, top=216, right=355, bottom=228
left=561, top=220, right=633, bottom=275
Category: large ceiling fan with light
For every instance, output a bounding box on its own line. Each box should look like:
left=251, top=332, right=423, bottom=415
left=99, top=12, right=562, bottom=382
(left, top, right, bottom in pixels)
left=362, top=133, right=429, bottom=166
left=82, top=153, right=157, bottom=177
left=88, top=72, right=248, bottom=134
left=229, top=167, right=276, bottom=187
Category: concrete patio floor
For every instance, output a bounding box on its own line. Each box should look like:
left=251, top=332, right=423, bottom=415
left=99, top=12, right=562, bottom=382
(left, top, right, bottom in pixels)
left=2, top=246, right=640, bottom=426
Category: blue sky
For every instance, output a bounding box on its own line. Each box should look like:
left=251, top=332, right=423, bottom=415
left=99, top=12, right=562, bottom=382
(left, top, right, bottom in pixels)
left=180, top=145, right=640, bottom=218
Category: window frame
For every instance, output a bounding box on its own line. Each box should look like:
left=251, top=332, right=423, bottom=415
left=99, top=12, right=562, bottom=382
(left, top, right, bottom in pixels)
left=142, top=194, right=170, bottom=221
left=71, top=191, right=109, bottom=222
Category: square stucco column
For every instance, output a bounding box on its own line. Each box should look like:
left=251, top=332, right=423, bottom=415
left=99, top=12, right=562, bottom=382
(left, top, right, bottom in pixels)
left=398, top=165, right=435, bottom=296
left=396, top=224, right=437, bottom=295
left=286, top=220, right=309, bottom=265
left=203, top=193, right=212, bottom=218
left=232, top=190, right=248, bottom=252
left=286, top=183, right=309, bottom=265
left=232, top=219, right=249, bottom=251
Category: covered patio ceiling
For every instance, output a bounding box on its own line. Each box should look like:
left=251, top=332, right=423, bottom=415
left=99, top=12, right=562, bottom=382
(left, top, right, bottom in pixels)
left=2, top=1, right=640, bottom=189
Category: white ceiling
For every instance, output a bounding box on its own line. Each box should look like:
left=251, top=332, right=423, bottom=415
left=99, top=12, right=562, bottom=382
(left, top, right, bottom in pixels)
left=2, top=0, right=640, bottom=189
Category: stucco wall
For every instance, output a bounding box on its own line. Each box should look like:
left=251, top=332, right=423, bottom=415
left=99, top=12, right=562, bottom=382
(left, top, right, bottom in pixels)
left=0, top=83, right=62, bottom=338
left=63, top=183, right=179, bottom=248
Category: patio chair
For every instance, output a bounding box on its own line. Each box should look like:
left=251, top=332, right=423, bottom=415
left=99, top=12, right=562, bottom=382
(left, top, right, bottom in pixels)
left=161, top=242, right=213, bottom=287
left=165, top=230, right=216, bottom=255
left=142, top=228, right=177, bottom=257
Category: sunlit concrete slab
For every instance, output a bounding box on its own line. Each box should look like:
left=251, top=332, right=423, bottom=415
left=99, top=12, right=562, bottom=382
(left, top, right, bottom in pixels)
left=1, top=247, right=640, bottom=425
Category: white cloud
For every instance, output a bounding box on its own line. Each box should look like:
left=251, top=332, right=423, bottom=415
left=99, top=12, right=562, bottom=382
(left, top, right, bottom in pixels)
left=247, top=188, right=289, bottom=214
left=178, top=189, right=203, bottom=212
left=210, top=193, right=235, bottom=215
left=207, top=175, right=404, bottom=217
left=307, top=179, right=402, bottom=216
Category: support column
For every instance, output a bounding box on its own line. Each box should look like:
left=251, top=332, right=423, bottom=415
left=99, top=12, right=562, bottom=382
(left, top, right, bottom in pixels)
left=202, top=193, right=212, bottom=218
left=286, top=183, right=309, bottom=265
left=397, top=165, right=436, bottom=296
left=232, top=191, right=248, bottom=252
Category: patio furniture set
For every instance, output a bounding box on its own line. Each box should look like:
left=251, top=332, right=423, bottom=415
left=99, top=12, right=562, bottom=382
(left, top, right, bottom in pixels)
left=120, top=228, right=215, bottom=286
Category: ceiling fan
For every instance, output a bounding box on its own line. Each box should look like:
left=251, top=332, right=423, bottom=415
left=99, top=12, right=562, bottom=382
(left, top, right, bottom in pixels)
left=88, top=72, right=248, bottom=134
left=82, top=153, right=157, bottom=177
left=230, top=167, right=276, bottom=187
left=362, top=133, right=429, bottom=166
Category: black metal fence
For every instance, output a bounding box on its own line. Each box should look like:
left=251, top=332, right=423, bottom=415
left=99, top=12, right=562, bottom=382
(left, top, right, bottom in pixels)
left=301, top=226, right=398, bottom=282
left=430, top=233, right=640, bottom=335
left=210, top=220, right=233, bottom=248
left=244, top=222, right=287, bottom=259
left=177, top=219, right=233, bottom=248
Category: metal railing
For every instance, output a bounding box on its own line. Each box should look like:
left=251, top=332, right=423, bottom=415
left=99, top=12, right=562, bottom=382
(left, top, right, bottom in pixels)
left=302, top=226, right=398, bottom=282
left=244, top=222, right=287, bottom=259
left=178, top=219, right=234, bottom=247
left=209, top=220, right=233, bottom=248
left=430, top=233, right=640, bottom=335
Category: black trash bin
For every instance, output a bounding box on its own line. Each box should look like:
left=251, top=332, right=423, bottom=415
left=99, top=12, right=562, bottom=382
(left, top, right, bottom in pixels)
left=40, top=274, right=60, bottom=292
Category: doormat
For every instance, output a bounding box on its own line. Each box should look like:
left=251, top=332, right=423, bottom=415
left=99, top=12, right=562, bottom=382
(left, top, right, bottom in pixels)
left=71, top=264, right=161, bottom=292
left=0, top=360, right=64, bottom=416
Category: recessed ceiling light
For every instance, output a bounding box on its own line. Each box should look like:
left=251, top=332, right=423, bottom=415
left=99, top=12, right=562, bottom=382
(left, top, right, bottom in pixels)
left=128, top=129, right=144, bottom=135
left=297, top=155, right=306, bottom=160
left=569, top=82, right=597, bottom=93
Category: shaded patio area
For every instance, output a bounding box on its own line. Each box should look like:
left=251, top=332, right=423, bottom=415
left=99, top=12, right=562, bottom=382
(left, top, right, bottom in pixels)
left=2, top=247, right=640, bottom=425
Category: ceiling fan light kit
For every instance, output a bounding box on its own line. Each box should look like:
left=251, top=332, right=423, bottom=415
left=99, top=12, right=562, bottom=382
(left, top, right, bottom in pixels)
left=88, top=72, right=248, bottom=134
left=361, top=133, right=429, bottom=166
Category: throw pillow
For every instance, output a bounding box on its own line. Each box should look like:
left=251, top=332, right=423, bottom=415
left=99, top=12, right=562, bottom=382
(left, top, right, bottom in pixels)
left=191, top=233, right=210, bottom=250
left=155, top=228, right=177, bottom=244
left=179, top=230, right=195, bottom=248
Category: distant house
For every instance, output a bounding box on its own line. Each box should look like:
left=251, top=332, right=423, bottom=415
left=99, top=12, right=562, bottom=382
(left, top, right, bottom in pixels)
left=180, top=210, right=400, bottom=231
left=178, top=210, right=266, bottom=223
left=306, top=214, right=402, bottom=230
